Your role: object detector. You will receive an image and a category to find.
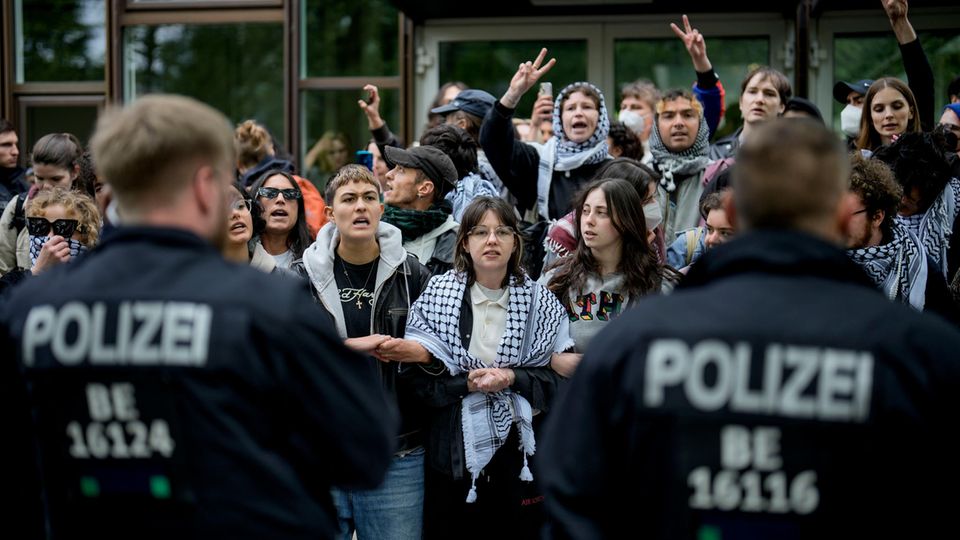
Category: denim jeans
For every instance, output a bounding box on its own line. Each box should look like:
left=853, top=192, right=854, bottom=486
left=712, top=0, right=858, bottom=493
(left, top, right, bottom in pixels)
left=332, top=446, right=425, bottom=540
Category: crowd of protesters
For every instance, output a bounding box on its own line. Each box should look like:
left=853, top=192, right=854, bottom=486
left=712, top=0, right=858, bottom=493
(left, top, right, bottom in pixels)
left=4, top=0, right=960, bottom=538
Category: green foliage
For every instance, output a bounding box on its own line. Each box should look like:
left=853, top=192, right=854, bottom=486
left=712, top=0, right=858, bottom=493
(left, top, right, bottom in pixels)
left=19, top=0, right=105, bottom=82
left=302, top=0, right=399, bottom=77
left=125, top=23, right=285, bottom=147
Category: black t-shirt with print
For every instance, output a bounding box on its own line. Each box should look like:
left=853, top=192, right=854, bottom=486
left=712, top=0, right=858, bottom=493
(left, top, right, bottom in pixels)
left=334, top=254, right=378, bottom=338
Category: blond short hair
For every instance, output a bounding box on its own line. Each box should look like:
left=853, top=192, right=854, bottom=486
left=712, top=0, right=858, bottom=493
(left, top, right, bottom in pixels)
left=90, top=95, right=235, bottom=209
left=26, top=187, right=101, bottom=248
left=734, top=118, right=848, bottom=233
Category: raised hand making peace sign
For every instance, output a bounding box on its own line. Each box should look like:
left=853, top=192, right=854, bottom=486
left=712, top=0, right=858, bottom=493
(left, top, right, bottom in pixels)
left=670, top=14, right=712, bottom=73
left=499, top=48, right=557, bottom=109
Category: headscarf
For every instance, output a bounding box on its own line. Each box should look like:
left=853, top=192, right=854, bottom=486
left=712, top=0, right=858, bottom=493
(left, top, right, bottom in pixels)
left=648, top=107, right=711, bottom=192
left=531, top=82, right=611, bottom=218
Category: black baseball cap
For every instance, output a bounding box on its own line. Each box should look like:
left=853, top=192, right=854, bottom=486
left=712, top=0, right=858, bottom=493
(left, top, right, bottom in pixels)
left=383, top=145, right=458, bottom=190
left=833, top=79, right=874, bottom=104
left=430, top=89, right=496, bottom=119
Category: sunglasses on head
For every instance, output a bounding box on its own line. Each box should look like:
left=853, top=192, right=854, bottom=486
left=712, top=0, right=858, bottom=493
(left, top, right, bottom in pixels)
left=257, top=187, right=301, bottom=200
left=27, top=217, right=82, bottom=238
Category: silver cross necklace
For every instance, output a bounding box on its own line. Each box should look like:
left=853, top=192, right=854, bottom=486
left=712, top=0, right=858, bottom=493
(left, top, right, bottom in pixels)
left=339, top=256, right=378, bottom=310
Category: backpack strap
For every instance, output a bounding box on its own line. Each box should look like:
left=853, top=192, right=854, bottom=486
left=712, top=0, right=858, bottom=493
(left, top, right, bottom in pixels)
left=10, top=195, right=27, bottom=234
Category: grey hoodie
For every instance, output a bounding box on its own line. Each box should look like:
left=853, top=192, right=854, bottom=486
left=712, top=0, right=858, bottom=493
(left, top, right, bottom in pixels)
left=300, top=221, right=408, bottom=339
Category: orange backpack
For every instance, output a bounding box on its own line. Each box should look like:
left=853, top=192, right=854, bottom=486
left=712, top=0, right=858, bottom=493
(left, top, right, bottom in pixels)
left=292, top=175, right=326, bottom=239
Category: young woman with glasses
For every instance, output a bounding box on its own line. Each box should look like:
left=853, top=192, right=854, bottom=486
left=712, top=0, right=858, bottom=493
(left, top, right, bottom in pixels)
left=374, top=196, right=572, bottom=539
left=223, top=182, right=286, bottom=274
left=248, top=170, right=312, bottom=269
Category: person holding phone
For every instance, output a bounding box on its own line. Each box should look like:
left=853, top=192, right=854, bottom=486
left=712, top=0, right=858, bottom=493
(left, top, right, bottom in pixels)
left=479, top=48, right=612, bottom=223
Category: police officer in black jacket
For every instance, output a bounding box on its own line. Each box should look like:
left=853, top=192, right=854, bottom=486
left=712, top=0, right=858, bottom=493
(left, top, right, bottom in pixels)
left=0, top=95, right=397, bottom=540
left=540, top=118, right=960, bottom=539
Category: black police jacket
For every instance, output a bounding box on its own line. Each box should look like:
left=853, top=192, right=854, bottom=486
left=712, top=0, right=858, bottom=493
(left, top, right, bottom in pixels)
left=0, top=226, right=397, bottom=540
left=539, top=230, right=960, bottom=539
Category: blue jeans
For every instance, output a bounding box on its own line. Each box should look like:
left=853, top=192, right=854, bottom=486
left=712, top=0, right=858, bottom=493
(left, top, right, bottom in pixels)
left=332, top=446, right=425, bottom=540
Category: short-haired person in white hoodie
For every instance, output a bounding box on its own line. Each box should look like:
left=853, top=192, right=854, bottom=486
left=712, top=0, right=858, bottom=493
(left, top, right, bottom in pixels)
left=292, top=164, right=434, bottom=540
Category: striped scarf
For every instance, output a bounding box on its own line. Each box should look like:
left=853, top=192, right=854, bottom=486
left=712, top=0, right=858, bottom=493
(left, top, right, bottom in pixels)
left=648, top=108, right=711, bottom=193
left=896, top=177, right=960, bottom=277
left=847, top=223, right=927, bottom=310
left=405, top=271, right=573, bottom=502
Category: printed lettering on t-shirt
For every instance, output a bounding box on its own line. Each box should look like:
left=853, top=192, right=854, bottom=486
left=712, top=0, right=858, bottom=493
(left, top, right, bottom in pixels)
left=569, top=290, right=624, bottom=322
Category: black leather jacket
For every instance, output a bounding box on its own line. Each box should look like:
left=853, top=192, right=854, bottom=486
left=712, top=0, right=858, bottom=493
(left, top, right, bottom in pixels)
left=294, top=253, right=433, bottom=453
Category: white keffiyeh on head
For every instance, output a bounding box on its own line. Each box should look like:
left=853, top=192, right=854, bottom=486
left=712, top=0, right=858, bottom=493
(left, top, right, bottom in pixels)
left=405, top=270, right=573, bottom=503
left=530, top=82, right=611, bottom=219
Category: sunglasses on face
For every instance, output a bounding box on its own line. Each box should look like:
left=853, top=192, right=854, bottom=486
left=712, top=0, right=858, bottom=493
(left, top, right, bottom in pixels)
left=27, top=217, right=81, bottom=237
left=257, top=187, right=301, bottom=200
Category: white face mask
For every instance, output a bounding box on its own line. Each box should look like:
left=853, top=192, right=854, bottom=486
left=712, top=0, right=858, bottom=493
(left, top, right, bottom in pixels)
left=840, top=104, right=862, bottom=139
left=619, top=109, right=647, bottom=135
left=643, top=199, right=663, bottom=232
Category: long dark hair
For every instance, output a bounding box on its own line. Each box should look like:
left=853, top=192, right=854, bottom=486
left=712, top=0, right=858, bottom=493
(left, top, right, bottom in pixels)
left=593, top=157, right=661, bottom=203
left=547, top=178, right=662, bottom=306
left=454, top=197, right=526, bottom=288
left=249, top=169, right=311, bottom=259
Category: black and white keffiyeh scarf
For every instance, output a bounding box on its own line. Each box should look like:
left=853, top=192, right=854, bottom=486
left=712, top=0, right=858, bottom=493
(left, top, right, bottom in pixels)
left=405, top=271, right=573, bottom=503
left=897, top=177, right=960, bottom=278
left=648, top=108, right=711, bottom=193
left=847, top=223, right=928, bottom=310
left=531, top=82, right=611, bottom=218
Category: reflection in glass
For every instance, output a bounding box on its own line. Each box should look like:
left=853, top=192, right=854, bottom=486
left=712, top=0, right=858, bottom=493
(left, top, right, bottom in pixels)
left=615, top=37, right=769, bottom=140
left=24, top=105, right=100, bottom=150
left=302, top=0, right=399, bottom=78
left=833, top=32, right=960, bottom=131
left=300, top=88, right=399, bottom=189
left=15, top=0, right=106, bottom=82
left=124, top=23, right=284, bottom=146
left=439, top=40, right=588, bottom=122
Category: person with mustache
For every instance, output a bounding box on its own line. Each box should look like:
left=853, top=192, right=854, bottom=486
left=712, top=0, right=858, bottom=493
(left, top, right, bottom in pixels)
left=649, top=89, right=714, bottom=243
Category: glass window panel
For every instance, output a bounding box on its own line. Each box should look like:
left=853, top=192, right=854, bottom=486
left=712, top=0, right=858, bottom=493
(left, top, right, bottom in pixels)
left=438, top=40, right=588, bottom=120
left=124, top=23, right=285, bottom=145
left=615, top=37, right=770, bottom=140
left=300, top=88, right=399, bottom=189
left=832, top=31, right=960, bottom=132
left=23, top=104, right=100, bottom=151
left=14, top=0, right=106, bottom=83
left=302, top=0, right=399, bottom=78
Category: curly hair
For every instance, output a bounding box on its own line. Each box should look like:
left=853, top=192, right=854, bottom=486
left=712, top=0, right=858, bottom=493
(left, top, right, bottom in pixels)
left=420, top=124, right=478, bottom=179
left=234, top=120, right=273, bottom=171
left=848, top=153, right=902, bottom=239
left=873, top=131, right=951, bottom=214
left=26, top=187, right=101, bottom=248
left=454, top=197, right=526, bottom=288
left=547, top=178, right=663, bottom=308
left=607, top=121, right=643, bottom=160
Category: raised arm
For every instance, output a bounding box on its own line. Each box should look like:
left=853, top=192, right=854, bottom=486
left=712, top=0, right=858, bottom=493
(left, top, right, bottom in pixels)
left=672, top=14, right=724, bottom=137
left=480, top=48, right=558, bottom=212
left=884, top=0, right=934, bottom=130
left=358, top=84, right=402, bottom=149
